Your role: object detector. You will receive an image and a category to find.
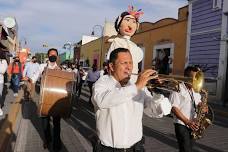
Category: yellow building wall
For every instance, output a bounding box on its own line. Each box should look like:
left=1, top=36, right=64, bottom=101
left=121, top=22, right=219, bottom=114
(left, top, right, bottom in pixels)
left=81, top=6, right=188, bottom=74
left=132, top=20, right=187, bottom=75
left=80, top=36, right=111, bottom=69
left=80, top=38, right=102, bottom=67
left=131, top=6, right=188, bottom=75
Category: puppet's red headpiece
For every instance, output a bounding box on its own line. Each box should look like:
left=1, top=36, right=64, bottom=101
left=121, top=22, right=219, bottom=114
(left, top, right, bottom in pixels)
left=127, top=5, right=144, bottom=19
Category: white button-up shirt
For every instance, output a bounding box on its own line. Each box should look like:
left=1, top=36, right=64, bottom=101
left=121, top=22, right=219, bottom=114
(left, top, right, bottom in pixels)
left=0, top=59, right=8, bottom=84
left=92, top=75, right=171, bottom=148
left=23, top=62, right=40, bottom=83
left=107, top=36, right=144, bottom=82
left=169, top=82, right=201, bottom=126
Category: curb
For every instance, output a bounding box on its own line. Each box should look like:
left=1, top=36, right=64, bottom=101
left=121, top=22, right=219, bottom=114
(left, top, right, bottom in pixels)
left=0, top=91, right=22, bottom=152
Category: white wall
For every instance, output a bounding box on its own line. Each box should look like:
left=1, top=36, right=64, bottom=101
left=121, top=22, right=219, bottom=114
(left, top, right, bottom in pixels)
left=82, top=35, right=98, bottom=45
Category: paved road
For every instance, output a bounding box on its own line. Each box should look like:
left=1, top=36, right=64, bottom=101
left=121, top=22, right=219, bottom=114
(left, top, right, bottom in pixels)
left=10, top=86, right=228, bottom=152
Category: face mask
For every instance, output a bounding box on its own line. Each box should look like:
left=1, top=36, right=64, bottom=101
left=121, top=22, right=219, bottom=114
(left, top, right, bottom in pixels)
left=49, top=55, right=57, bottom=62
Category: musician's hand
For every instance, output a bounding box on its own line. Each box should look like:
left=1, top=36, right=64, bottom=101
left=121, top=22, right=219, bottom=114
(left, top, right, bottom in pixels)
left=136, top=69, right=158, bottom=90
left=186, top=120, right=199, bottom=131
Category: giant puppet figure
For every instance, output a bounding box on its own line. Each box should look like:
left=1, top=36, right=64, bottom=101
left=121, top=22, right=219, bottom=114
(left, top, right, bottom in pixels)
left=106, top=6, right=144, bottom=82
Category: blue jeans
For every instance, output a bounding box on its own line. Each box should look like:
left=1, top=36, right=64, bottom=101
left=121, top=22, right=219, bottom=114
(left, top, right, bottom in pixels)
left=11, top=74, right=21, bottom=93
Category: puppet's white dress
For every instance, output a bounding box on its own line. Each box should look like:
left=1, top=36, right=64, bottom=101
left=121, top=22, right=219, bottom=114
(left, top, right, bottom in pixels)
left=106, top=36, right=144, bottom=82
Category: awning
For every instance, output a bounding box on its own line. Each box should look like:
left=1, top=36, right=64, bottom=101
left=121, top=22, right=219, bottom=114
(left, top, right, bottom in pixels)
left=0, top=26, right=16, bottom=51
left=0, top=39, right=9, bottom=50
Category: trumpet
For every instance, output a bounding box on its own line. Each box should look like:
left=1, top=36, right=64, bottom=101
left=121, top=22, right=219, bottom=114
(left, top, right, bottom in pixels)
left=146, top=71, right=204, bottom=93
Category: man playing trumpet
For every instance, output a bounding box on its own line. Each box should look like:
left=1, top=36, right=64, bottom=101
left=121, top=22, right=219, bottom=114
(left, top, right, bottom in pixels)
left=92, top=48, right=171, bottom=152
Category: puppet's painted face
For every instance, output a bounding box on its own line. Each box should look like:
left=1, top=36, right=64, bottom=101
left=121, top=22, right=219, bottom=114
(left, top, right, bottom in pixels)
left=119, top=15, right=138, bottom=37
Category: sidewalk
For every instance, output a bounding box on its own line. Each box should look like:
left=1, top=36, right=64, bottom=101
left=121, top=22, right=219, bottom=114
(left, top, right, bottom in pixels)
left=1, top=85, right=228, bottom=152
left=0, top=85, right=22, bottom=152
left=14, top=89, right=92, bottom=152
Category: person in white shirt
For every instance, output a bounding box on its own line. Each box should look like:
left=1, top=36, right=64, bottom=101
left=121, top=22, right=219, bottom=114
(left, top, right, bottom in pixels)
left=169, top=66, right=208, bottom=152
left=39, top=59, right=48, bottom=75
left=23, top=56, right=40, bottom=100
left=40, top=48, right=62, bottom=151
left=76, top=65, right=86, bottom=98
left=92, top=48, right=171, bottom=152
left=99, top=62, right=108, bottom=77
left=0, top=51, right=8, bottom=116
left=106, top=6, right=144, bottom=83
left=71, top=63, right=80, bottom=96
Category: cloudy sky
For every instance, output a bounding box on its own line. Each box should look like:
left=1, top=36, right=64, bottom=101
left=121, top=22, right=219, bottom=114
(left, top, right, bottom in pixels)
left=0, top=0, right=187, bottom=53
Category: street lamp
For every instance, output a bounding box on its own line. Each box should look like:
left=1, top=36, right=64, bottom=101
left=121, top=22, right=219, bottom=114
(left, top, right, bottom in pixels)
left=91, top=24, right=104, bottom=69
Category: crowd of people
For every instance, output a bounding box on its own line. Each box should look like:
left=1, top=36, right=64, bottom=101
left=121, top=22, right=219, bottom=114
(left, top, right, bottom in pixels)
left=0, top=50, right=108, bottom=112
left=0, top=5, right=210, bottom=152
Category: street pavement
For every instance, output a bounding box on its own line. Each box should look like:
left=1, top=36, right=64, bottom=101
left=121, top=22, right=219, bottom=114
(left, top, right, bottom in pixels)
left=0, top=84, right=22, bottom=152
left=1, top=85, right=228, bottom=152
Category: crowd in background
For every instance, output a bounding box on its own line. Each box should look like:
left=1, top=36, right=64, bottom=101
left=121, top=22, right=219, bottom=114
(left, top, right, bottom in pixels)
left=0, top=52, right=109, bottom=116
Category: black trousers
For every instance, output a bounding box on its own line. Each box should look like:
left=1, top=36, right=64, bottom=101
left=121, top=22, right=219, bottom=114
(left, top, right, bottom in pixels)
left=77, top=79, right=84, bottom=97
left=41, top=116, right=61, bottom=148
left=93, top=138, right=145, bottom=152
left=87, top=81, right=95, bottom=103
left=174, top=123, right=194, bottom=152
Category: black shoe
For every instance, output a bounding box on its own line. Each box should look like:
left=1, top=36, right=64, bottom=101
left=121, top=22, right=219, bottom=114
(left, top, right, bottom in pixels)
left=53, top=143, right=62, bottom=152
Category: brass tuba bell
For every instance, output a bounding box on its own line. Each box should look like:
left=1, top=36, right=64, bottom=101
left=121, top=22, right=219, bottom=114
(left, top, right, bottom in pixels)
left=147, top=71, right=205, bottom=93
left=146, top=71, right=214, bottom=140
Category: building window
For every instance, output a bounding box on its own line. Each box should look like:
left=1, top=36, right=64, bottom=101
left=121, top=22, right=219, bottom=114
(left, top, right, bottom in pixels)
left=213, top=0, right=222, bottom=9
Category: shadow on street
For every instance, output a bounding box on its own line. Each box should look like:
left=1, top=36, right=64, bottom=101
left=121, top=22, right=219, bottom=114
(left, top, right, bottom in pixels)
left=20, top=96, right=68, bottom=152
left=0, top=114, right=16, bottom=152
left=66, top=96, right=97, bottom=147
left=143, top=124, right=225, bottom=152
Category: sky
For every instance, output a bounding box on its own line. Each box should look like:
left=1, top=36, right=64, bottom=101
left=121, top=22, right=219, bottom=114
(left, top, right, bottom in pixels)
left=0, top=0, right=187, bottom=53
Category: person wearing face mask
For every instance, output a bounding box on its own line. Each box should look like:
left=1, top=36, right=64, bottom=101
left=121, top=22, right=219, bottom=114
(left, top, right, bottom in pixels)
left=23, top=56, right=40, bottom=100
left=71, top=63, right=80, bottom=97
left=106, top=6, right=144, bottom=83
left=39, top=48, right=64, bottom=151
left=66, top=62, right=73, bottom=72
left=61, top=63, right=68, bottom=71
left=8, top=56, right=23, bottom=97
left=100, top=62, right=109, bottom=76
left=71, top=63, right=78, bottom=74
